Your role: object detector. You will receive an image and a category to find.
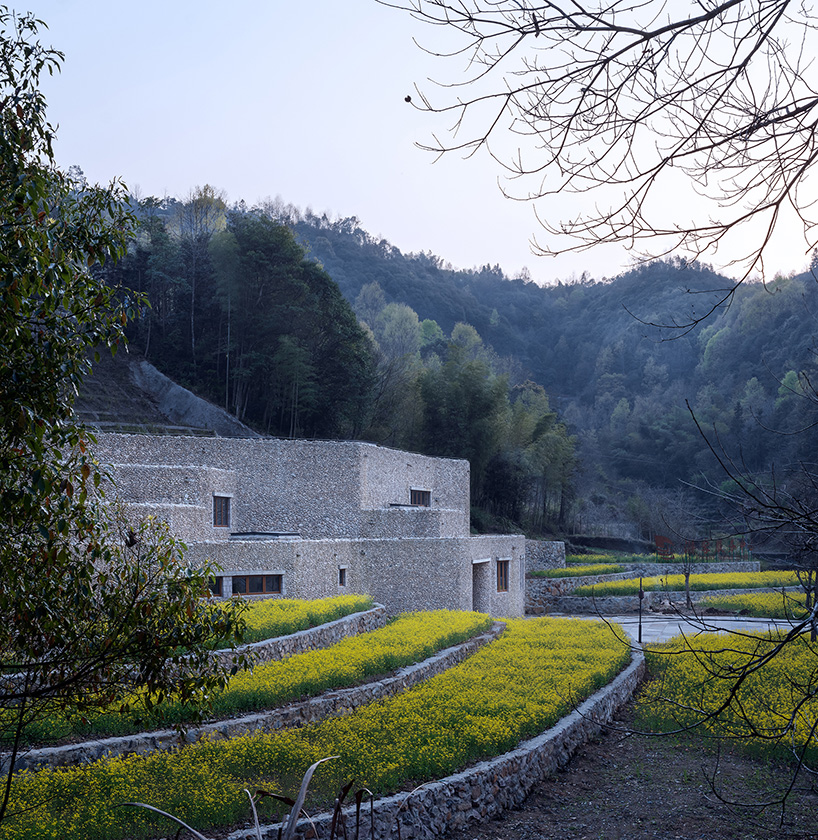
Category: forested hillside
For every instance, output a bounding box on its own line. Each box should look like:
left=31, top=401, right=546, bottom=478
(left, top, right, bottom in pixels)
left=283, top=206, right=818, bottom=540
left=104, top=191, right=818, bottom=543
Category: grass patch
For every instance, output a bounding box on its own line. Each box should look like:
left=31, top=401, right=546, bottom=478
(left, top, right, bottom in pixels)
left=3, top=617, right=631, bottom=840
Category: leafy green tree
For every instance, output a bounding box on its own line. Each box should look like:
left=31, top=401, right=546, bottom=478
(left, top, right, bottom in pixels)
left=0, top=8, right=245, bottom=823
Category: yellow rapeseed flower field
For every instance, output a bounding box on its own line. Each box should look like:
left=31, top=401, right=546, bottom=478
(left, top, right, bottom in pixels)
left=699, top=590, right=808, bottom=618
left=640, top=631, right=818, bottom=764
left=573, top=570, right=799, bottom=596
left=1, top=617, right=630, bottom=840
left=16, top=610, right=491, bottom=742
left=241, top=593, right=374, bottom=643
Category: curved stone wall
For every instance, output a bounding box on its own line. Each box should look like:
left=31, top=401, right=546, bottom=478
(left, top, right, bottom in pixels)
left=219, top=604, right=388, bottom=666
left=7, top=620, right=503, bottom=774
left=225, top=650, right=645, bottom=840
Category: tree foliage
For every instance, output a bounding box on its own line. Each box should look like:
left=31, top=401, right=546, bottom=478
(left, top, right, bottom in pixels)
left=0, top=8, right=245, bottom=823
left=112, top=202, right=376, bottom=439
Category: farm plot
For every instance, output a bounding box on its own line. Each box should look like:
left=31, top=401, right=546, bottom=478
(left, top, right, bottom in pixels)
left=640, top=631, right=818, bottom=767
left=1, top=617, right=631, bottom=840
left=240, top=594, right=374, bottom=644
left=700, top=590, right=810, bottom=618
left=12, top=609, right=491, bottom=744
left=572, top=570, right=799, bottom=596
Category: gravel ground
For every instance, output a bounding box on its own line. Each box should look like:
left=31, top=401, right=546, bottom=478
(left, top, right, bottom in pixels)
left=443, top=701, right=818, bottom=840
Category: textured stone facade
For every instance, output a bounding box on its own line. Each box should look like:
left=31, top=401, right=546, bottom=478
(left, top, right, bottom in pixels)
left=525, top=539, right=566, bottom=572
left=93, top=433, right=526, bottom=617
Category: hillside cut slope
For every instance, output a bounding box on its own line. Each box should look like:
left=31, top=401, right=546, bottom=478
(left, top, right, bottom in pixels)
left=75, top=350, right=259, bottom=438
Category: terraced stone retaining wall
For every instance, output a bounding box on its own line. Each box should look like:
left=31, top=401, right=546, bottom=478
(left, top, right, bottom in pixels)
left=525, top=540, right=565, bottom=572
left=618, top=560, right=760, bottom=576
left=226, top=651, right=645, bottom=840
left=525, top=560, right=762, bottom=614
left=532, top=587, right=797, bottom=616
left=217, top=604, right=387, bottom=667
left=7, top=619, right=503, bottom=774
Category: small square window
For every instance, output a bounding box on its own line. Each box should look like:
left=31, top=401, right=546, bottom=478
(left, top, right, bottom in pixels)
left=265, top=574, right=282, bottom=594
left=497, top=559, right=509, bottom=592
left=213, top=495, right=231, bottom=527
left=338, top=567, right=347, bottom=587
left=410, top=488, right=431, bottom=507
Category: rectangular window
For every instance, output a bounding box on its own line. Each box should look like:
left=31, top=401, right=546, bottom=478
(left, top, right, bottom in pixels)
left=213, top=495, right=231, bottom=528
left=208, top=576, right=223, bottom=597
left=232, top=574, right=282, bottom=595
left=497, top=559, right=509, bottom=592
left=338, top=567, right=347, bottom=587
left=410, top=488, right=431, bottom=507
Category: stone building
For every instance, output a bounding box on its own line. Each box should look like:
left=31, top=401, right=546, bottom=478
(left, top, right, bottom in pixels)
left=93, top=433, right=526, bottom=617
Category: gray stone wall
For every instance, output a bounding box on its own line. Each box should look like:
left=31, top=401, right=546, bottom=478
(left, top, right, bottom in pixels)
left=224, top=651, right=644, bottom=840
left=525, top=539, right=566, bottom=572
left=469, top=536, right=526, bottom=618
left=357, top=509, right=467, bottom=540
left=92, top=433, right=530, bottom=617
left=9, top=613, right=501, bottom=774
left=93, top=434, right=471, bottom=541
left=192, top=535, right=526, bottom=617
left=619, top=560, right=761, bottom=575
left=359, top=444, right=470, bottom=519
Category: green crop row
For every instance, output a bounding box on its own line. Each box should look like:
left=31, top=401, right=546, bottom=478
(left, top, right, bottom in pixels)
left=533, top=564, right=624, bottom=578
left=17, top=610, right=492, bottom=744
left=573, top=570, right=799, bottom=596
left=3, top=617, right=631, bottom=840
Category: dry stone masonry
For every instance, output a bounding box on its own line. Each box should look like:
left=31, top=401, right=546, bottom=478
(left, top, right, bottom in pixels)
left=92, top=433, right=543, bottom=617
left=8, top=613, right=503, bottom=775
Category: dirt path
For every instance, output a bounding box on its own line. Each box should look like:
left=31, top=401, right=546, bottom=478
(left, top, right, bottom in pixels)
left=443, top=702, right=818, bottom=840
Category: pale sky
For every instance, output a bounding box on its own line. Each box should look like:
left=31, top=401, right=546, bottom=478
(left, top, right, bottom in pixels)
left=17, top=1, right=816, bottom=284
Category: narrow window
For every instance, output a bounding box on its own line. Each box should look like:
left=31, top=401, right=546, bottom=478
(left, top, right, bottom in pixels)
left=338, top=567, right=347, bottom=587
left=497, top=559, right=509, bottom=592
left=213, top=495, right=231, bottom=527
left=208, top=576, right=223, bottom=597
left=410, top=488, right=431, bottom=507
